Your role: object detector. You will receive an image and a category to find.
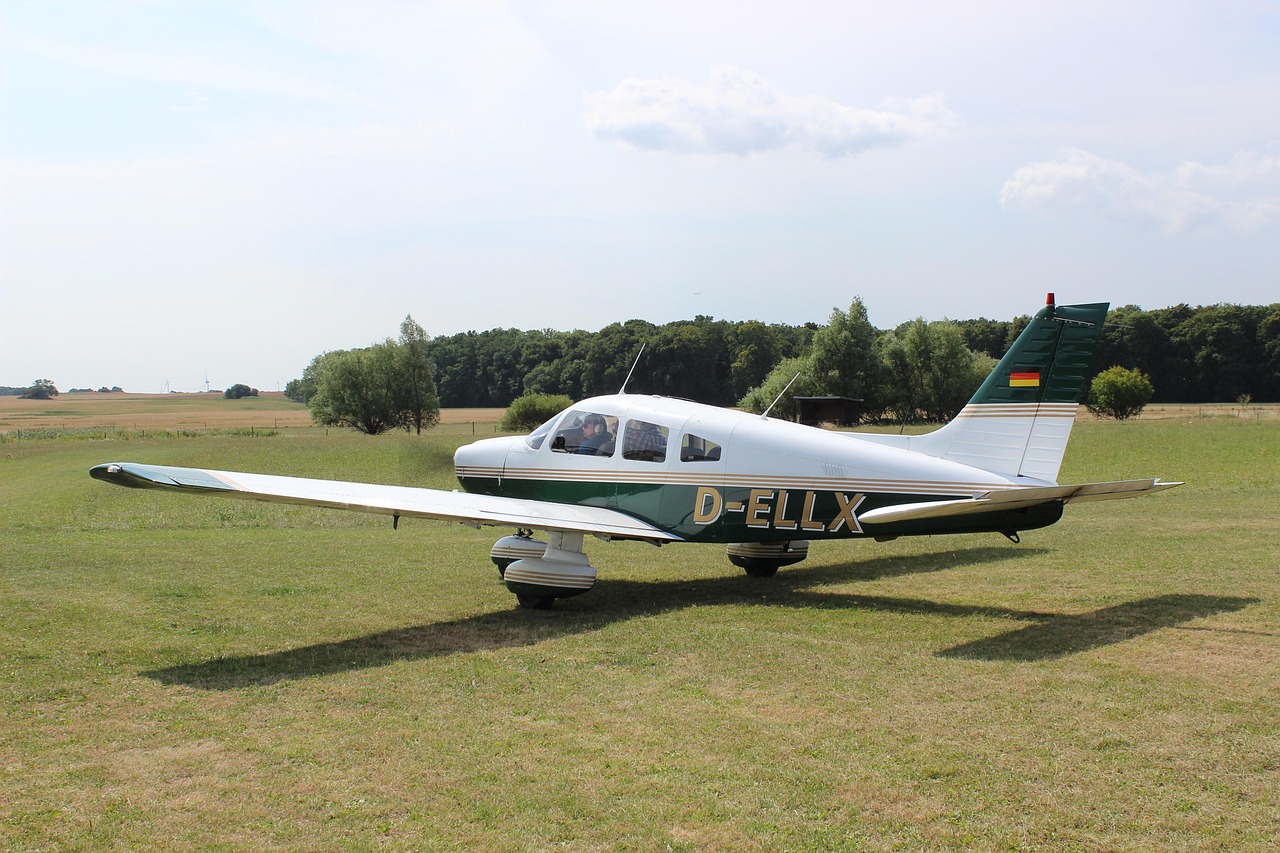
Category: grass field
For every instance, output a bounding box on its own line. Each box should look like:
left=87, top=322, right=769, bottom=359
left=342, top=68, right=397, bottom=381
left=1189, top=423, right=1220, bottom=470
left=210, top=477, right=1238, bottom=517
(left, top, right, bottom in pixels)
left=1, top=401, right=1277, bottom=850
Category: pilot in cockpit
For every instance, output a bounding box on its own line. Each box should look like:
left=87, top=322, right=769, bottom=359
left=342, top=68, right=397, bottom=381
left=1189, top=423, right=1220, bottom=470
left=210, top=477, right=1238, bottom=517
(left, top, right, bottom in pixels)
left=550, top=411, right=616, bottom=455
left=578, top=414, right=613, bottom=455
left=578, top=414, right=611, bottom=455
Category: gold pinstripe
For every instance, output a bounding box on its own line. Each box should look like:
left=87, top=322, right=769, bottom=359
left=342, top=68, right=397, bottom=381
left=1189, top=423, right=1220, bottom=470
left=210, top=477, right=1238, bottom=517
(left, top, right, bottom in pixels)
left=456, top=466, right=1023, bottom=498
left=503, top=566, right=595, bottom=588
left=953, top=403, right=1079, bottom=419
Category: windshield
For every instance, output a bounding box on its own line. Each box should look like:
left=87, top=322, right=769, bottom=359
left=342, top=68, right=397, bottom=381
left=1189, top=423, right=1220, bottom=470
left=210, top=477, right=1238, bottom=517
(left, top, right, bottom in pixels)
left=551, top=410, right=617, bottom=457
left=525, top=413, right=562, bottom=450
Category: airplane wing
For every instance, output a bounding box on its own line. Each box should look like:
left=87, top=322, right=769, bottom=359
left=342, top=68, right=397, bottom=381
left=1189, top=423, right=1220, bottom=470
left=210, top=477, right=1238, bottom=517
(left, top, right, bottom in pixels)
left=89, top=462, right=681, bottom=543
left=856, top=478, right=1182, bottom=526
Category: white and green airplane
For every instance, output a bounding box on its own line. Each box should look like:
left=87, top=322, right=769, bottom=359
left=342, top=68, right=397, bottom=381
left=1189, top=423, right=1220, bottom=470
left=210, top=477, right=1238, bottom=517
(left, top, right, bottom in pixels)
left=91, top=295, right=1180, bottom=609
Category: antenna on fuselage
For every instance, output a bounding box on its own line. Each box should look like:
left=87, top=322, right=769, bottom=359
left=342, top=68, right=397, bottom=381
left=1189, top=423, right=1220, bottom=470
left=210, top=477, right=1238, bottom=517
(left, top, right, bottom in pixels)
left=618, top=343, right=646, bottom=394
left=760, top=372, right=801, bottom=420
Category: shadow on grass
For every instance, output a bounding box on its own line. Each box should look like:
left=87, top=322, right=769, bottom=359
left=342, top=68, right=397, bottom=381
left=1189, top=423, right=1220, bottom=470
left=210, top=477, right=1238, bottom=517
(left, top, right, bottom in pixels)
left=936, top=593, right=1259, bottom=661
left=143, top=546, right=1258, bottom=688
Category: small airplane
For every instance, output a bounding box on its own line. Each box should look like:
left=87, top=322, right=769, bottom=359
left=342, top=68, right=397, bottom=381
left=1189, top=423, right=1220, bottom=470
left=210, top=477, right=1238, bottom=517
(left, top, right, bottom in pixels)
left=92, top=295, right=1180, bottom=609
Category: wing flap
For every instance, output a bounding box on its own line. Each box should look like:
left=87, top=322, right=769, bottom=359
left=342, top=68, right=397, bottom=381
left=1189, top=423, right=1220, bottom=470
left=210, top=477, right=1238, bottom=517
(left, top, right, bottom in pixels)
left=856, top=478, right=1181, bottom=525
left=90, top=462, right=681, bottom=542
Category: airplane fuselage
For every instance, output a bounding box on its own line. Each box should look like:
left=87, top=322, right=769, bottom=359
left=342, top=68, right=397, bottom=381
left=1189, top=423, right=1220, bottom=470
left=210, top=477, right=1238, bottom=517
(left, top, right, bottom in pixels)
left=453, top=394, right=1064, bottom=544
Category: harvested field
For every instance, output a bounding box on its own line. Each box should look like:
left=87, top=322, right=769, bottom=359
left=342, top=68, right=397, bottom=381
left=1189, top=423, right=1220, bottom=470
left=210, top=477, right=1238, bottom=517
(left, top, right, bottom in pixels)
left=0, top=392, right=503, bottom=432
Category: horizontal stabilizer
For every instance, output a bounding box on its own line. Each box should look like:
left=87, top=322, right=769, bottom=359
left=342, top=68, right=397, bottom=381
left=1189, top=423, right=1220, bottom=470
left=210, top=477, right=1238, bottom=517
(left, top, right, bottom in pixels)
left=90, top=462, right=681, bottom=543
left=856, top=479, right=1181, bottom=526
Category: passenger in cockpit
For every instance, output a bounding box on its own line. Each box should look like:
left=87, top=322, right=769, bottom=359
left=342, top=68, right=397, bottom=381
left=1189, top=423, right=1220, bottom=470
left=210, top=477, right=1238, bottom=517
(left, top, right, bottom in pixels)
left=578, top=414, right=612, bottom=456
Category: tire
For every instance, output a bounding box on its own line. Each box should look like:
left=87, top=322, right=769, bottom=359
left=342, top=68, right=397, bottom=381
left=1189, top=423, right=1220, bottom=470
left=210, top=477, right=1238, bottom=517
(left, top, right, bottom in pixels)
left=742, top=562, right=781, bottom=578
left=516, top=594, right=556, bottom=609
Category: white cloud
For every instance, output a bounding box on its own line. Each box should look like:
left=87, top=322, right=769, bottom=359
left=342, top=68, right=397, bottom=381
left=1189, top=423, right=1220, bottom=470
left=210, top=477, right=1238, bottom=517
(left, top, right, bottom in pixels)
left=1001, top=149, right=1280, bottom=232
left=584, top=67, right=952, bottom=157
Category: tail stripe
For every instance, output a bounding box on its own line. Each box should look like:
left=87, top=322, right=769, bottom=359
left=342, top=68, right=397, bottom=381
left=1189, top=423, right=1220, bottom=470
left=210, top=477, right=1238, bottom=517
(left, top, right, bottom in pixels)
left=953, top=403, right=1079, bottom=419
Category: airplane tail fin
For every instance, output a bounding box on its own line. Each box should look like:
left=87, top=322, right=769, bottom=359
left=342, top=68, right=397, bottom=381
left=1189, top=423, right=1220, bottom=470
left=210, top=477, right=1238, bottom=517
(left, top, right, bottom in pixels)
left=908, top=294, right=1109, bottom=483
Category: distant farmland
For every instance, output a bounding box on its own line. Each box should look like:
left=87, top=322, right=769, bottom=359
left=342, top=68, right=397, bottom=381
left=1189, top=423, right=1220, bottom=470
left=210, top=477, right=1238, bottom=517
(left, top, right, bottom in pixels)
left=0, top=392, right=503, bottom=433
left=3, top=390, right=1273, bottom=436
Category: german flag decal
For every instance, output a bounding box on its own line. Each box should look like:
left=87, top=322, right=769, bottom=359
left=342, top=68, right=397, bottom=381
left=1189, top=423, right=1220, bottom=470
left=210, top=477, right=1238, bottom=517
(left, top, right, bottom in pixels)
left=1009, top=371, right=1041, bottom=388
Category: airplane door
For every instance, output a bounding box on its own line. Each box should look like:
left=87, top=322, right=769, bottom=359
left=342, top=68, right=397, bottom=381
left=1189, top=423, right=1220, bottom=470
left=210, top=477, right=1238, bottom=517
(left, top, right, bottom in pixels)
left=520, top=408, right=623, bottom=508
left=613, top=413, right=687, bottom=523
left=658, top=417, right=728, bottom=539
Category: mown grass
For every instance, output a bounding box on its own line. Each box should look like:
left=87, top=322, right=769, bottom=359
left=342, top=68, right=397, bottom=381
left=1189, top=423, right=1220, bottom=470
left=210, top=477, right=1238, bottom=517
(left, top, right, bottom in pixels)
left=1, top=416, right=1276, bottom=850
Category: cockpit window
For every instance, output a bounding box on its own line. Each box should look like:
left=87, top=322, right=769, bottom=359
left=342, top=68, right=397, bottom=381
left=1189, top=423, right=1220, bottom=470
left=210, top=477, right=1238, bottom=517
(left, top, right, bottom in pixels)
left=525, top=413, right=560, bottom=450
left=680, top=433, right=722, bottom=462
left=551, top=410, right=616, bottom=457
left=622, top=420, right=669, bottom=463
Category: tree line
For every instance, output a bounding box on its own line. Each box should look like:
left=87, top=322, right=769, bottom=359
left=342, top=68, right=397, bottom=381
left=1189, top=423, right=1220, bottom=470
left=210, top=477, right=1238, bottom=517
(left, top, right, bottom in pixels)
left=417, top=302, right=1279, bottom=408
left=284, top=301, right=1279, bottom=432
left=417, top=318, right=818, bottom=409
left=1092, top=303, right=1280, bottom=403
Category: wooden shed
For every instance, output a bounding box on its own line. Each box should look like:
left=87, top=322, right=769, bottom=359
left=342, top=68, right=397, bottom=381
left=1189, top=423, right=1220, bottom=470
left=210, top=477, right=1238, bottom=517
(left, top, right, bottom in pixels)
left=793, top=396, right=865, bottom=427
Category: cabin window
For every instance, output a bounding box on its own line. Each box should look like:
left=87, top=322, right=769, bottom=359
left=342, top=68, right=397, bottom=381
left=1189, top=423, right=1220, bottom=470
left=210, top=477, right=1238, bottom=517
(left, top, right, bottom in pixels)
left=622, top=420, right=669, bottom=463
left=551, top=410, right=617, bottom=457
left=680, top=433, right=722, bottom=462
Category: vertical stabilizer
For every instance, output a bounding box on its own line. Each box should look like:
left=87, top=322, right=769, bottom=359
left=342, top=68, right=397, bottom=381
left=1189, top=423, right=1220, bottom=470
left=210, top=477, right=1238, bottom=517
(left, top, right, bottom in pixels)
left=908, top=296, right=1109, bottom=482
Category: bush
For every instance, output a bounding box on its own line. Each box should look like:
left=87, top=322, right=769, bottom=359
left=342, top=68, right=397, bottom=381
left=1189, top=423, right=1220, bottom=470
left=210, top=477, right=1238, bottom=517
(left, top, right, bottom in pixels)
left=501, top=393, right=573, bottom=432
left=224, top=384, right=259, bottom=399
left=1087, top=366, right=1154, bottom=420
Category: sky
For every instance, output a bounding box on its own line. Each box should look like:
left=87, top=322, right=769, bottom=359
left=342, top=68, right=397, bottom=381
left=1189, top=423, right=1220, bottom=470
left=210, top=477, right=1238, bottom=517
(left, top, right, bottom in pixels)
left=2, top=1, right=1278, bottom=394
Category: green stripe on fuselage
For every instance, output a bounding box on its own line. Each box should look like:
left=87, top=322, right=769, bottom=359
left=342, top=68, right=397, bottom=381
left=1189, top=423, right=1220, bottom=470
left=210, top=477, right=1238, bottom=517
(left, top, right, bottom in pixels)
left=458, top=477, right=1064, bottom=542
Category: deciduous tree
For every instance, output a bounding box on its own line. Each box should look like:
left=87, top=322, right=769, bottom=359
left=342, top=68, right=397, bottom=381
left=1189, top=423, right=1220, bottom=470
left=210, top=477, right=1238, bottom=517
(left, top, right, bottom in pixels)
left=878, top=320, right=989, bottom=423
left=20, top=379, right=59, bottom=400
left=808, top=297, right=883, bottom=409
left=738, top=357, right=821, bottom=420
left=398, top=315, right=440, bottom=434
left=309, top=343, right=405, bottom=435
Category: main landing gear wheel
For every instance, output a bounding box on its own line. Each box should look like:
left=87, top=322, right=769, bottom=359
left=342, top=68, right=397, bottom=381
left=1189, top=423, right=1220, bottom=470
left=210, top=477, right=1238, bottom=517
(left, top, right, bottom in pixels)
left=727, top=541, right=810, bottom=578
left=501, top=531, right=596, bottom=611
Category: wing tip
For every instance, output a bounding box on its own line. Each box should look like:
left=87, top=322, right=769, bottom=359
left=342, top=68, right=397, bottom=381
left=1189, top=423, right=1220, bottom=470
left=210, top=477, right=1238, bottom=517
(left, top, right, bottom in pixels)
left=90, top=462, right=149, bottom=488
